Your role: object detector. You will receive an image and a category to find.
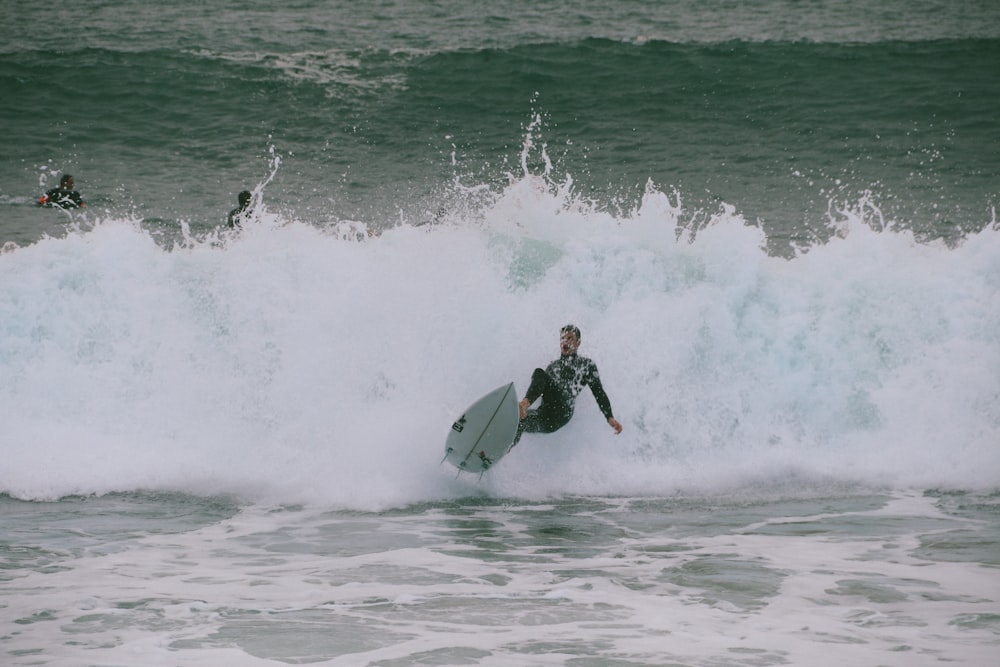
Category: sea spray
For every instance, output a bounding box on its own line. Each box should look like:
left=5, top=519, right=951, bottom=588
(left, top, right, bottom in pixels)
left=3, top=166, right=998, bottom=507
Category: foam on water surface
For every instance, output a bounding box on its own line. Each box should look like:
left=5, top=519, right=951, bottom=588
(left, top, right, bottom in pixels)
left=2, top=491, right=997, bottom=666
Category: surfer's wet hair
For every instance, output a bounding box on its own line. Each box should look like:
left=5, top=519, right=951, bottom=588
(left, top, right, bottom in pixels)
left=561, top=324, right=581, bottom=340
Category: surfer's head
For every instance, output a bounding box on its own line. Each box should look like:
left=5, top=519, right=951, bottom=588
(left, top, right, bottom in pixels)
left=560, top=324, right=581, bottom=355
left=60, top=174, right=74, bottom=189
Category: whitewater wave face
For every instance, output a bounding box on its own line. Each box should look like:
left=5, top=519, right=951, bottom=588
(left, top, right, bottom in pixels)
left=2, top=170, right=998, bottom=508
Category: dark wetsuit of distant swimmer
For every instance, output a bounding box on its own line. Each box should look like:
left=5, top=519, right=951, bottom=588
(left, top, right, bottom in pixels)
left=513, top=324, right=623, bottom=446
left=38, top=174, right=85, bottom=210
left=228, top=190, right=252, bottom=228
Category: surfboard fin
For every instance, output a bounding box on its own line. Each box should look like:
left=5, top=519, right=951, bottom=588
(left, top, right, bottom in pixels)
left=477, top=450, right=493, bottom=470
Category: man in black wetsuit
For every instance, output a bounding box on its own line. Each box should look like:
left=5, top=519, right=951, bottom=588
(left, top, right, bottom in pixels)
left=38, top=174, right=85, bottom=209
left=513, top=324, right=623, bottom=446
left=228, top=190, right=252, bottom=228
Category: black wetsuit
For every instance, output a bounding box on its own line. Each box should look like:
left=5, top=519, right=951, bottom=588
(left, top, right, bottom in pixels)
left=228, top=206, right=248, bottom=228
left=40, top=188, right=84, bottom=210
left=514, top=353, right=615, bottom=446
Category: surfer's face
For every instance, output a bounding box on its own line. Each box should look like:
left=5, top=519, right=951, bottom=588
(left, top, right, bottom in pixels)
left=560, top=331, right=580, bottom=356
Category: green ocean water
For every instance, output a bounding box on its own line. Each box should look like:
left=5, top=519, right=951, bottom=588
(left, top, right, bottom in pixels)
left=2, top=1, right=998, bottom=251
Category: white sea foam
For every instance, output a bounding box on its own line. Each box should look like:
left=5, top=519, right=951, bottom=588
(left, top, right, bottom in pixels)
left=1, top=169, right=998, bottom=508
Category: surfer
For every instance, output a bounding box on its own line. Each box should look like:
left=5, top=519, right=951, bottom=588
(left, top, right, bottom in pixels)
left=513, top=324, right=623, bottom=446
left=37, top=174, right=85, bottom=209
left=228, top=190, right=252, bottom=228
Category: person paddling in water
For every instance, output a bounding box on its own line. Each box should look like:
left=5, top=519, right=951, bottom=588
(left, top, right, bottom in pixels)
left=38, top=174, right=85, bottom=209
left=513, top=324, right=623, bottom=447
left=228, top=190, right=253, bottom=228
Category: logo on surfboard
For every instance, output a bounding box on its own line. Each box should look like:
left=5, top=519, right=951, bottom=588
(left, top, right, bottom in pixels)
left=451, top=415, right=467, bottom=433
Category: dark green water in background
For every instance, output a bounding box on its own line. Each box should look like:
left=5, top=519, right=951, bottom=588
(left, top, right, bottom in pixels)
left=2, top=1, right=998, bottom=250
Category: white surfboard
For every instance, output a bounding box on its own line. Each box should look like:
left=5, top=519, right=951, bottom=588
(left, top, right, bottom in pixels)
left=444, top=383, right=519, bottom=473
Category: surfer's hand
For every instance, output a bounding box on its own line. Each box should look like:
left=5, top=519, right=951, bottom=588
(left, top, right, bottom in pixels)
left=518, top=398, right=530, bottom=419
left=608, top=417, right=623, bottom=434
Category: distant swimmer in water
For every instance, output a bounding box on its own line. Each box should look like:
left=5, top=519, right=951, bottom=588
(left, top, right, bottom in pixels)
left=228, top=190, right=252, bottom=228
left=38, top=174, right=85, bottom=210
left=512, top=324, right=623, bottom=447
